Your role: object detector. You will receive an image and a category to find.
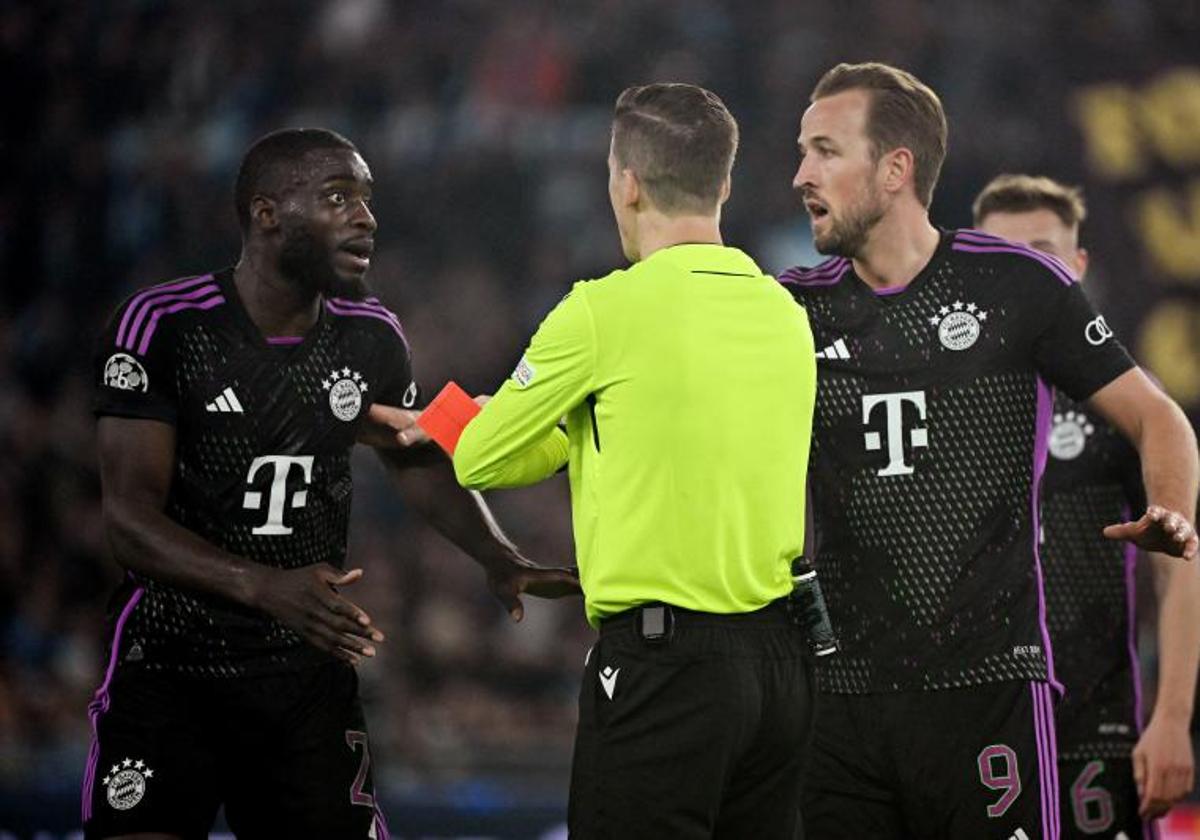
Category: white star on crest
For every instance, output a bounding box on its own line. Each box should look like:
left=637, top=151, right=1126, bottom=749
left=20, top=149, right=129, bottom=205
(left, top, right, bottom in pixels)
left=134, top=760, right=145, bottom=769
left=322, top=379, right=331, bottom=390
left=928, top=316, right=940, bottom=325
left=110, top=764, right=120, bottom=775
left=938, top=306, right=950, bottom=316
left=102, top=776, right=111, bottom=785
left=144, top=769, right=154, bottom=778
left=123, top=758, right=133, bottom=768
left=360, top=382, right=368, bottom=392
left=952, top=300, right=964, bottom=310
left=966, top=302, right=977, bottom=312
left=978, top=312, right=988, bottom=321
left=352, top=371, right=363, bottom=382
left=341, top=367, right=350, bottom=377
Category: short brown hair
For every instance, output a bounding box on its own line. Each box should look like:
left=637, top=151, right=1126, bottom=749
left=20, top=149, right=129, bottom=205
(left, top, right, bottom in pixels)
left=612, top=83, right=739, bottom=215
left=972, top=174, right=1087, bottom=229
left=811, top=62, right=947, bottom=208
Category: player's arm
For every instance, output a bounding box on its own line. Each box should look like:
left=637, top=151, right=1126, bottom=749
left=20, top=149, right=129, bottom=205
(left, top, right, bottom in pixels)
left=454, top=286, right=595, bottom=489
left=98, top=416, right=382, bottom=664
left=1089, top=369, right=1200, bottom=559
left=1133, top=551, right=1200, bottom=817
left=372, top=446, right=580, bottom=620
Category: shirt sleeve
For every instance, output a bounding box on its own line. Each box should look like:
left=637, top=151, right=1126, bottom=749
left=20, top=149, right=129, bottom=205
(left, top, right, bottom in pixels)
left=371, top=328, right=422, bottom=410
left=1032, top=281, right=1135, bottom=402
left=454, top=285, right=595, bottom=489
left=93, top=298, right=179, bottom=424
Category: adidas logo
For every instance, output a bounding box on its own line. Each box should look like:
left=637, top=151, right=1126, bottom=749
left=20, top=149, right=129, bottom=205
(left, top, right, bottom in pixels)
left=205, top=387, right=244, bottom=413
left=815, top=338, right=850, bottom=360
left=1008, top=829, right=1029, bottom=840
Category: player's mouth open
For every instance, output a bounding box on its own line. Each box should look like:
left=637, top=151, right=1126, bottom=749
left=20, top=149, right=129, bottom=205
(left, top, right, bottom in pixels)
left=805, top=199, right=829, bottom=221
left=339, top=239, right=374, bottom=270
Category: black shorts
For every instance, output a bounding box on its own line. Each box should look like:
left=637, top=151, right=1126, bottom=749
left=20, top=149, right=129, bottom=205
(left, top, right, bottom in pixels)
left=1059, top=757, right=1155, bottom=840
left=803, top=681, right=1059, bottom=839
left=568, top=601, right=815, bottom=840
left=82, top=661, right=387, bottom=840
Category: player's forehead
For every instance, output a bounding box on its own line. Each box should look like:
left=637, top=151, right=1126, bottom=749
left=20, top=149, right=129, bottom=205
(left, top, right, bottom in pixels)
left=290, top=148, right=373, bottom=189
left=978, top=208, right=1076, bottom=249
left=798, top=89, right=871, bottom=147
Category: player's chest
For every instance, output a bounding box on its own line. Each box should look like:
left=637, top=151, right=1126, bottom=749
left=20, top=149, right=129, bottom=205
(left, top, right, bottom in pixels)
left=173, top=327, right=378, bottom=452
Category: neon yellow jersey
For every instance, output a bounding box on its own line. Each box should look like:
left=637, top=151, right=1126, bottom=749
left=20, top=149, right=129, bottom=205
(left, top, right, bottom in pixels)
left=455, top=243, right=816, bottom=626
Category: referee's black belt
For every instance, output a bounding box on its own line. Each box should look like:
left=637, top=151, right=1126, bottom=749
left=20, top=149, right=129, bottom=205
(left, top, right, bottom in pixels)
left=599, top=599, right=793, bottom=643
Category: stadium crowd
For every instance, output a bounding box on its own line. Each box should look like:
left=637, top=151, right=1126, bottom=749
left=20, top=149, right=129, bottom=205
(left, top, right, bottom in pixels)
left=2, top=0, right=1197, bottom=817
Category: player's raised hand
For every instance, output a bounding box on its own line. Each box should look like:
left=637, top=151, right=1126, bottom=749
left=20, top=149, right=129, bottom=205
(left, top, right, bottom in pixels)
left=366, top=403, right=428, bottom=447
left=485, top=554, right=582, bottom=622
left=1103, top=505, right=1198, bottom=560
left=249, top=564, right=385, bottom=665
left=1133, top=715, right=1195, bottom=818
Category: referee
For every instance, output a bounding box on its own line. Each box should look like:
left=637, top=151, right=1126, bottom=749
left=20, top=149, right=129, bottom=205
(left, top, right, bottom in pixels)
left=386, top=83, right=817, bottom=838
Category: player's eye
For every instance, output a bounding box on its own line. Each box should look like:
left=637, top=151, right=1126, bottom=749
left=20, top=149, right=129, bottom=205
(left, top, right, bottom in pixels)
left=328, top=191, right=347, bottom=206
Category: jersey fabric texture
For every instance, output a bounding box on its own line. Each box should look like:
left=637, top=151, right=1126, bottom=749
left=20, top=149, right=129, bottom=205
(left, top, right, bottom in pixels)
left=455, top=243, right=817, bottom=627
left=1041, top=394, right=1144, bottom=762
left=92, top=268, right=417, bottom=677
left=780, top=229, right=1134, bottom=694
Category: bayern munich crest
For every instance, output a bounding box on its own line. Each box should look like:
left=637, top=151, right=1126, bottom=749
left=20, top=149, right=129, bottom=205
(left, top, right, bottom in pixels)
left=1049, top=410, right=1094, bottom=460
left=103, top=352, right=150, bottom=392
left=104, top=757, right=154, bottom=811
left=928, top=301, right=988, bottom=351
left=323, top=367, right=368, bottom=421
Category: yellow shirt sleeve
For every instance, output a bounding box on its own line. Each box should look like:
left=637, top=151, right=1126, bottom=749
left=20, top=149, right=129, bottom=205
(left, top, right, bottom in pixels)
left=454, top=286, right=595, bottom=489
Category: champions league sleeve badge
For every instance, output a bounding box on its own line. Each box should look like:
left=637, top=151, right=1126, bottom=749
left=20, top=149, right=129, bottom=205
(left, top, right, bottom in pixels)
left=103, top=353, right=150, bottom=392
left=928, top=300, right=988, bottom=351
left=322, top=367, right=368, bottom=421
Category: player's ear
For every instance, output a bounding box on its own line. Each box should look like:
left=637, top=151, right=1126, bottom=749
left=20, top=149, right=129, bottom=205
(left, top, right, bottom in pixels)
left=1074, top=247, right=1089, bottom=280
left=880, top=147, right=913, bottom=197
left=717, top=174, right=732, bottom=206
left=250, top=195, right=279, bottom=233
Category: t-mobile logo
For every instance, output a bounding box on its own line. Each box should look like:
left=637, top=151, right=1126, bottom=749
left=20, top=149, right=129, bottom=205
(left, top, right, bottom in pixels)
left=242, top=456, right=314, bottom=535
left=862, top=391, right=928, bottom=476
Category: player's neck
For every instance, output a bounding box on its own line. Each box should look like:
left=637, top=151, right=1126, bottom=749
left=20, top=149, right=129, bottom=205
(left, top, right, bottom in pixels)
left=632, top=212, right=723, bottom=262
left=233, top=255, right=323, bottom=339
left=851, top=209, right=940, bottom=292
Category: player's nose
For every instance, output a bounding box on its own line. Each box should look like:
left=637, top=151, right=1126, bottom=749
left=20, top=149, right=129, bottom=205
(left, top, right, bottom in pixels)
left=353, top=200, right=377, bottom=232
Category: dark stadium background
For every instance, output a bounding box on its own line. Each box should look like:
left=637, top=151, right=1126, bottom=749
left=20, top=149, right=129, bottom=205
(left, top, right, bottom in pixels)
left=2, top=1, right=1199, bottom=837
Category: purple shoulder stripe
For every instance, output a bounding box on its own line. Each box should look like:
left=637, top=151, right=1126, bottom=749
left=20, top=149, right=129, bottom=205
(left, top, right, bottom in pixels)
left=121, top=283, right=222, bottom=353
left=952, top=229, right=1076, bottom=286
left=326, top=298, right=408, bottom=344
left=778, top=258, right=850, bottom=287
left=134, top=295, right=225, bottom=356
left=117, top=274, right=213, bottom=348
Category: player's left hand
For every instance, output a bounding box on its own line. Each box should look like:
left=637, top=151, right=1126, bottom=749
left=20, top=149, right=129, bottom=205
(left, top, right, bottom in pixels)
left=1103, top=505, right=1198, bottom=560
left=486, top=553, right=582, bottom=622
left=1133, top=714, right=1195, bottom=818
left=365, top=403, right=428, bottom=447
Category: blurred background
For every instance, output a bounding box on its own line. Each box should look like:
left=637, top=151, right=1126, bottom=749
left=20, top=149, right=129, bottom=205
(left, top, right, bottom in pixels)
left=1, top=0, right=1199, bottom=837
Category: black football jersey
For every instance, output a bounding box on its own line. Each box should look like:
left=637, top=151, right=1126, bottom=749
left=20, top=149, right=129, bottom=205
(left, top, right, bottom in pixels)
left=1041, top=393, right=1144, bottom=760
left=780, top=229, right=1134, bottom=694
left=94, top=268, right=418, bottom=677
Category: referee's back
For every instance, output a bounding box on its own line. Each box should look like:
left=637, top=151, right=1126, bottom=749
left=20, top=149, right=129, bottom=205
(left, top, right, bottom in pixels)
left=562, top=242, right=814, bottom=625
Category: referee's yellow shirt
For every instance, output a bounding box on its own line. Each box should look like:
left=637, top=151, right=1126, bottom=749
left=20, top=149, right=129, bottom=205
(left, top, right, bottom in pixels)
left=454, top=243, right=816, bottom=627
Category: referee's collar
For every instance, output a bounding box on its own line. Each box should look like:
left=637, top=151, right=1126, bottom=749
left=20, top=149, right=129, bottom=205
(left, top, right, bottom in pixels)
left=645, top=242, right=761, bottom=277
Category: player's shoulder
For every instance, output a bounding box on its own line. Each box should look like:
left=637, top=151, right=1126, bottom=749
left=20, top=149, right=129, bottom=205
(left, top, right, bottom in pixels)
left=324, top=295, right=410, bottom=352
left=106, top=271, right=226, bottom=357
left=948, top=228, right=1078, bottom=289
left=776, top=257, right=852, bottom=297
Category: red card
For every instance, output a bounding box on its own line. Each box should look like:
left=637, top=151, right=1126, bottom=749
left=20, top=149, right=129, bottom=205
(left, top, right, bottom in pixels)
left=416, top=381, right=482, bottom=455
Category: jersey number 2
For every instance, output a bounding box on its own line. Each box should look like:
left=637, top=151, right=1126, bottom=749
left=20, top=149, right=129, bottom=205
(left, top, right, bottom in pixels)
left=345, top=729, right=375, bottom=807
